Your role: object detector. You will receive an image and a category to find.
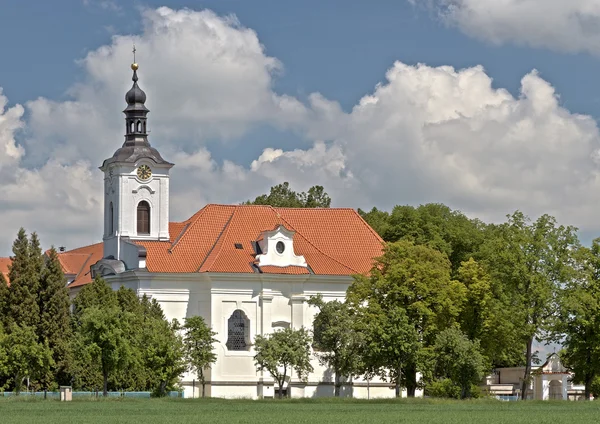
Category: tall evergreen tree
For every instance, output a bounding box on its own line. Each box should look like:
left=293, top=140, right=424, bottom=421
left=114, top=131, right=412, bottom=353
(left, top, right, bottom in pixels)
left=38, top=248, right=73, bottom=387
left=72, top=276, right=115, bottom=323
left=0, top=272, right=9, bottom=327
left=8, top=229, right=40, bottom=328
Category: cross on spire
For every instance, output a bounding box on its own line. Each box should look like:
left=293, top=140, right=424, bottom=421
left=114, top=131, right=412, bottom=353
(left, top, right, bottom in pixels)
left=132, top=44, right=136, bottom=63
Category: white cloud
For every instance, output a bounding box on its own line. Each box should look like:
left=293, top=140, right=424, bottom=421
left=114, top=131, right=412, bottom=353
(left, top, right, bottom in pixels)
left=412, top=0, right=600, bottom=55
left=0, top=90, right=25, bottom=170
left=3, top=6, right=600, bottom=255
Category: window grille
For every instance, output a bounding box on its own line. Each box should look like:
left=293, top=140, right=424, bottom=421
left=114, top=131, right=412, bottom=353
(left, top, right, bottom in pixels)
left=226, top=309, right=249, bottom=351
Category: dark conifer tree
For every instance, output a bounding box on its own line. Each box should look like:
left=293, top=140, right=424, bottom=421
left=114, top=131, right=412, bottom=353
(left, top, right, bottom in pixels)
left=38, top=247, right=73, bottom=386
left=8, top=228, right=40, bottom=328
left=0, top=272, right=9, bottom=328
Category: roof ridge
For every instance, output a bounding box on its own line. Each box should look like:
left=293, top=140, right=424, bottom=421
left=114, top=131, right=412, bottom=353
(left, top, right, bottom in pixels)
left=61, top=242, right=102, bottom=254
left=75, top=253, right=94, bottom=280
left=196, top=207, right=237, bottom=272
left=170, top=205, right=213, bottom=252
left=276, top=211, right=360, bottom=275
left=169, top=222, right=190, bottom=252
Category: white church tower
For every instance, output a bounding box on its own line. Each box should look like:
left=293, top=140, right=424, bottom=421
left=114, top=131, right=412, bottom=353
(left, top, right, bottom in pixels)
left=99, top=61, right=173, bottom=269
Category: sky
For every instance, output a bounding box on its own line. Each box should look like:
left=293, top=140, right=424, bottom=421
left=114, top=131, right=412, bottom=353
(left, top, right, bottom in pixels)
left=1, top=0, right=600, bottom=255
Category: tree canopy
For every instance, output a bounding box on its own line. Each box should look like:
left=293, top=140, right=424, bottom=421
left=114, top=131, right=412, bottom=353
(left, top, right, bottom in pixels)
left=254, top=327, right=313, bottom=398
left=183, top=316, right=218, bottom=398
left=245, top=182, right=331, bottom=208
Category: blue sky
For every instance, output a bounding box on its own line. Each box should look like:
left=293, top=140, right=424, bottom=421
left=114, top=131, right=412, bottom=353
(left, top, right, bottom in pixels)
left=1, top=0, right=600, bottom=253
left=2, top=1, right=599, bottom=117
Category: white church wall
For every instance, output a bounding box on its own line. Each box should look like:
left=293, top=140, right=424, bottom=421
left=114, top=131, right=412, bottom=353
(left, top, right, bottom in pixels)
left=105, top=271, right=399, bottom=399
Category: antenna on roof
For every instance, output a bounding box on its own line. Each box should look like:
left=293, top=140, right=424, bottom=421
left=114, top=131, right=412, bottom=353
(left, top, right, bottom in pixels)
left=59, top=246, right=66, bottom=252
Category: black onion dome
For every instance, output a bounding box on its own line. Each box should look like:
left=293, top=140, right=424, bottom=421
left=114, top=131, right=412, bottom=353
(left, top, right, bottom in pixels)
left=125, top=70, right=147, bottom=106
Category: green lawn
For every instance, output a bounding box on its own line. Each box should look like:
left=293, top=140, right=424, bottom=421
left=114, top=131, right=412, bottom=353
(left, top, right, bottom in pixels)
left=1, top=397, right=599, bottom=424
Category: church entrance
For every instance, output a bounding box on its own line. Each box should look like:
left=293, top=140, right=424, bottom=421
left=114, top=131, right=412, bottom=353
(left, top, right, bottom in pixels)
left=549, top=380, right=562, bottom=400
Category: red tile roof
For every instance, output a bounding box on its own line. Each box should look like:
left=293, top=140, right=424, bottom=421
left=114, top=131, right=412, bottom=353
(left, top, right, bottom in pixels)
left=0, top=244, right=103, bottom=288
left=135, top=204, right=383, bottom=276
left=0, top=257, right=11, bottom=285
left=57, top=243, right=103, bottom=288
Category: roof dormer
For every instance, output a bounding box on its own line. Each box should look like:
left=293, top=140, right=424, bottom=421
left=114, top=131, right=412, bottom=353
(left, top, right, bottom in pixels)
left=255, top=225, right=307, bottom=268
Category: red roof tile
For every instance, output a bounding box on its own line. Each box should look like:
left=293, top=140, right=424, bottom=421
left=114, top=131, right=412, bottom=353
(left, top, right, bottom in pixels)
left=0, top=257, right=11, bottom=285
left=136, top=204, right=383, bottom=276
left=57, top=243, right=103, bottom=288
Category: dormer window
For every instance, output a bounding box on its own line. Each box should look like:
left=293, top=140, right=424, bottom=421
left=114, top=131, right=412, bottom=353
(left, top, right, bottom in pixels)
left=255, top=225, right=307, bottom=268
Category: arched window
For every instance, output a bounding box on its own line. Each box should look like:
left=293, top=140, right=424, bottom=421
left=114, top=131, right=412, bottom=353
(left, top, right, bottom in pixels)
left=226, top=309, right=249, bottom=351
left=137, top=201, right=150, bottom=235
left=109, top=202, right=114, bottom=235
left=130, top=121, right=135, bottom=133
left=137, top=120, right=142, bottom=132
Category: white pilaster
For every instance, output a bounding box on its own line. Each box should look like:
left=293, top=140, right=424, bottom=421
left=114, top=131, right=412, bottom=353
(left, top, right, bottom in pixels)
left=542, top=375, right=549, bottom=400
left=290, top=295, right=306, bottom=329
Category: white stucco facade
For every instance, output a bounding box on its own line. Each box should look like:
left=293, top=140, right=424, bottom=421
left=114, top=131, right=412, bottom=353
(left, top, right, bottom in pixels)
left=102, top=270, right=410, bottom=399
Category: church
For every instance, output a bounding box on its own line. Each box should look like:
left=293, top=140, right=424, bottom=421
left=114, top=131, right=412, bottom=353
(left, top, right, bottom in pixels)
left=2, top=62, right=401, bottom=399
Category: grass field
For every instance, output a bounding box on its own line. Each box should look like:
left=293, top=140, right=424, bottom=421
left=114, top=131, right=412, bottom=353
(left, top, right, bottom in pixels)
left=2, top=397, right=599, bottom=424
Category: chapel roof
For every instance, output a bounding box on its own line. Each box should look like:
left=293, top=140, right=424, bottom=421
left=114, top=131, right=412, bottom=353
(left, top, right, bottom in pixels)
left=57, top=243, right=103, bottom=288
left=134, top=204, right=384, bottom=275
left=0, top=257, right=11, bottom=285
left=0, top=244, right=103, bottom=289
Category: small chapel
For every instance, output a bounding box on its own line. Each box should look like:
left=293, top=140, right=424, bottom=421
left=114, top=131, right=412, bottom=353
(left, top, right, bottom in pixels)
left=8, top=62, right=397, bottom=398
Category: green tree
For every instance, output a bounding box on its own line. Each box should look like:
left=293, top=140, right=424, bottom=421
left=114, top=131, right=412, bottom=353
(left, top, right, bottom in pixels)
left=480, top=212, right=578, bottom=400
left=245, top=182, right=331, bottom=208
left=183, top=316, right=218, bottom=398
left=456, top=259, right=521, bottom=368
left=77, top=301, right=132, bottom=396
left=558, top=240, right=600, bottom=400
left=8, top=229, right=40, bottom=328
left=72, top=276, right=115, bottom=323
left=299, top=185, right=331, bottom=208
left=0, top=323, right=53, bottom=394
left=308, top=295, right=363, bottom=397
left=0, top=272, right=8, bottom=327
left=358, top=304, right=420, bottom=397
left=37, top=247, right=73, bottom=388
left=144, top=318, right=186, bottom=397
left=431, top=327, right=488, bottom=399
left=359, top=204, right=485, bottom=273
left=347, top=240, right=466, bottom=396
left=254, top=327, right=313, bottom=399
left=111, top=287, right=147, bottom=391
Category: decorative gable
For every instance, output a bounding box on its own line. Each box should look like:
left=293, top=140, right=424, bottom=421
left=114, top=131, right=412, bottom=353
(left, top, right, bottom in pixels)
left=540, top=353, right=568, bottom=374
left=255, top=225, right=307, bottom=268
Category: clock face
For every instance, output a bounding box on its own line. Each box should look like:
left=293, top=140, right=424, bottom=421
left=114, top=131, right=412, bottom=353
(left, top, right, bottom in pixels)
left=137, top=165, right=152, bottom=181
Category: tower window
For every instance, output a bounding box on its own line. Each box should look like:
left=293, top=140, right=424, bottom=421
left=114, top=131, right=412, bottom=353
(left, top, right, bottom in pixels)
left=130, top=121, right=135, bottom=133
left=137, top=120, right=142, bottom=132
left=226, top=309, right=250, bottom=351
left=109, top=202, right=114, bottom=235
left=137, top=201, right=150, bottom=235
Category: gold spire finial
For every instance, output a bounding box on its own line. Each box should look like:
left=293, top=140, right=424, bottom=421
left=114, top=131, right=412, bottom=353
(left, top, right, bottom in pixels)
left=131, top=44, right=138, bottom=70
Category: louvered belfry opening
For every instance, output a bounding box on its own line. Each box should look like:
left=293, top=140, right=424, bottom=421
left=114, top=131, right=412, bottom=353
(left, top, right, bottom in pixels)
left=137, top=201, right=150, bottom=235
